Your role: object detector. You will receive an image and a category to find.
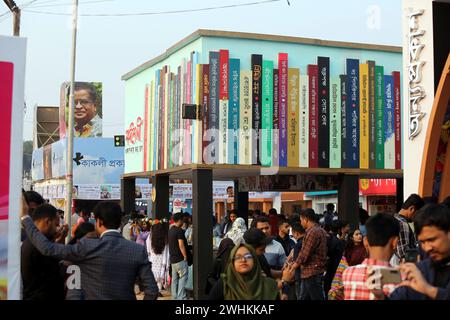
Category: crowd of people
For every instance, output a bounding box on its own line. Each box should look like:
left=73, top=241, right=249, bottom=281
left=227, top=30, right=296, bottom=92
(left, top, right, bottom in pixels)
left=19, top=189, right=450, bottom=301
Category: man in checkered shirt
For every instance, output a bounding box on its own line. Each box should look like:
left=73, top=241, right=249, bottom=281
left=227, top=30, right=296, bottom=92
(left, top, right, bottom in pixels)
left=343, top=213, right=400, bottom=300
left=391, top=194, right=425, bottom=266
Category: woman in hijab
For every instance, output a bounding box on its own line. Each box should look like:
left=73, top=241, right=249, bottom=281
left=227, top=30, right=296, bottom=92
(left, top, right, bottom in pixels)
left=224, top=217, right=247, bottom=245
left=208, top=243, right=279, bottom=300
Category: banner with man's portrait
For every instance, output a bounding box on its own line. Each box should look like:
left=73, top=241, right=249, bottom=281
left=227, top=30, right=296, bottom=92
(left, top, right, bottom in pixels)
left=59, top=81, right=103, bottom=138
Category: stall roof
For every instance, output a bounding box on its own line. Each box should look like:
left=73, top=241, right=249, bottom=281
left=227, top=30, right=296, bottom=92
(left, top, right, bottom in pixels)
left=121, top=29, right=402, bottom=81
left=122, top=164, right=403, bottom=181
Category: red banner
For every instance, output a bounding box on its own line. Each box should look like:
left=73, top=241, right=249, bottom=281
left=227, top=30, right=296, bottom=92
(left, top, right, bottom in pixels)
left=0, top=62, right=14, bottom=220
left=359, top=178, right=397, bottom=196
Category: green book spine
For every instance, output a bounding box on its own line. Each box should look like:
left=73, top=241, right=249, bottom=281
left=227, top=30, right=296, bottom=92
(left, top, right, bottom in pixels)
left=375, top=65, right=385, bottom=169
left=261, top=60, right=274, bottom=166
left=330, top=77, right=341, bottom=168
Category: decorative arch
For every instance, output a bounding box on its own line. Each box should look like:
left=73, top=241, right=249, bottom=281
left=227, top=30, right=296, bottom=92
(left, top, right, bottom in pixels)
left=419, top=53, right=450, bottom=201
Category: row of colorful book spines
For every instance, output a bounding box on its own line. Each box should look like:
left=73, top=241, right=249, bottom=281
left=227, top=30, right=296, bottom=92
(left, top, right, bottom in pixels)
left=142, top=140, right=401, bottom=169
left=143, top=79, right=401, bottom=170
left=142, top=55, right=400, bottom=170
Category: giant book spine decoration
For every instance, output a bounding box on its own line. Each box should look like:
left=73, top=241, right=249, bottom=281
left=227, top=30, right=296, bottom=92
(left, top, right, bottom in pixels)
left=144, top=84, right=149, bottom=172
left=219, top=49, right=229, bottom=164
left=272, top=69, right=280, bottom=167
left=308, top=64, right=319, bottom=168
left=153, top=70, right=160, bottom=171
left=261, top=60, right=273, bottom=166
left=359, top=63, right=369, bottom=169
left=384, top=75, right=395, bottom=169
left=168, top=73, right=173, bottom=168
left=202, top=64, right=210, bottom=164
left=252, top=54, right=263, bottom=165
left=178, top=59, right=185, bottom=166
left=176, top=67, right=182, bottom=166
left=346, top=59, right=360, bottom=168
left=287, top=68, right=300, bottom=167
left=340, top=75, right=348, bottom=167
left=184, top=61, right=191, bottom=165
left=192, top=52, right=200, bottom=163
left=229, top=59, right=240, bottom=164
left=239, top=70, right=253, bottom=165
left=165, top=68, right=171, bottom=169
left=194, top=64, right=203, bottom=164
left=393, top=71, right=402, bottom=170
left=160, top=66, right=166, bottom=170
left=367, top=60, right=376, bottom=168
left=375, top=65, right=385, bottom=169
left=299, top=74, right=309, bottom=168
left=318, top=56, right=330, bottom=168
left=208, top=52, right=220, bottom=164
left=330, top=77, right=341, bottom=168
left=149, top=79, right=154, bottom=171
left=278, top=53, right=288, bottom=167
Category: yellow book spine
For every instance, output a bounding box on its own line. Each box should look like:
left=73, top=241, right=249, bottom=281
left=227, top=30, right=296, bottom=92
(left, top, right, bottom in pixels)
left=359, top=63, right=369, bottom=169
left=287, top=68, right=300, bottom=167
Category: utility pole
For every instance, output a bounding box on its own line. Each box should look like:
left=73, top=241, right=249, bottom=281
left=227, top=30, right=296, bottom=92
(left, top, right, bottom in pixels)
left=3, top=0, right=20, bottom=36
left=64, top=0, right=79, bottom=243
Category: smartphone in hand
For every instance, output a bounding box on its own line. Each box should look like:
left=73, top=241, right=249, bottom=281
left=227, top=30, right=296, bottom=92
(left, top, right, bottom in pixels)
left=404, top=248, right=419, bottom=263
left=379, top=267, right=402, bottom=285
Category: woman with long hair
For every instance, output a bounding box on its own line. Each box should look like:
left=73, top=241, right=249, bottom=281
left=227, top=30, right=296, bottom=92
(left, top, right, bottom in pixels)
left=208, top=243, right=279, bottom=300
left=146, top=222, right=170, bottom=291
left=344, top=229, right=368, bottom=266
left=136, top=220, right=150, bottom=246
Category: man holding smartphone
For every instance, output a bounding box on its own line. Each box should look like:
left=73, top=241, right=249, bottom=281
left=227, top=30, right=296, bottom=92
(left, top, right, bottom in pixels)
left=390, top=203, right=450, bottom=300
left=342, top=213, right=400, bottom=300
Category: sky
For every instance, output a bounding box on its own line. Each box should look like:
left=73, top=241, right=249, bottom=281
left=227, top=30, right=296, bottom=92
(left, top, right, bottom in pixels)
left=0, top=0, right=402, bottom=141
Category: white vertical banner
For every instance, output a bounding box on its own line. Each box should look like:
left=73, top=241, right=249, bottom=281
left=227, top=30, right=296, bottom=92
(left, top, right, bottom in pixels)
left=0, top=35, right=27, bottom=300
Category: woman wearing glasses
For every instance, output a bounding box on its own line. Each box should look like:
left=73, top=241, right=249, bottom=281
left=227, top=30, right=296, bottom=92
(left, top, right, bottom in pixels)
left=208, top=243, right=279, bottom=300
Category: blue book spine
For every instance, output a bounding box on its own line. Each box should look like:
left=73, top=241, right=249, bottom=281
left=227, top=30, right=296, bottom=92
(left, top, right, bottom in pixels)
left=228, top=58, right=240, bottom=164
left=384, top=75, right=395, bottom=169
left=346, top=58, right=360, bottom=168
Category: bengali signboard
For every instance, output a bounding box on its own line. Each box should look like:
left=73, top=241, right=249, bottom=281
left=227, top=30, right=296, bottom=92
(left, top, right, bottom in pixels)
left=238, top=175, right=339, bottom=192
left=0, top=35, right=26, bottom=300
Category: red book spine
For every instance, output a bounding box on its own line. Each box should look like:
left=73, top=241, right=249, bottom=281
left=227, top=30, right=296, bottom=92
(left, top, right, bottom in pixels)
left=308, top=65, right=319, bottom=168
left=393, top=71, right=401, bottom=169
left=144, top=85, right=149, bottom=171
left=219, top=50, right=229, bottom=99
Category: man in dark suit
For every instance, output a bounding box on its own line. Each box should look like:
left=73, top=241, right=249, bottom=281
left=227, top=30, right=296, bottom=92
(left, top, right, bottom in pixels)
left=21, top=204, right=65, bottom=300
left=21, top=200, right=158, bottom=300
